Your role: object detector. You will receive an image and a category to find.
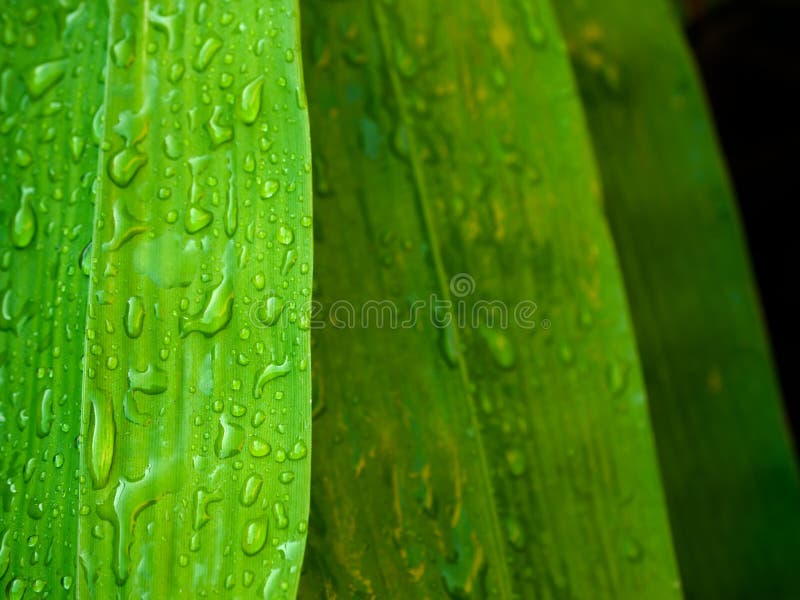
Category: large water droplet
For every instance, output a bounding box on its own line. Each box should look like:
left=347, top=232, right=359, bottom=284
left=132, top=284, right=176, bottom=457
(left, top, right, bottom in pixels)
left=253, top=357, right=292, bottom=399
left=25, top=59, right=68, bottom=98
left=272, top=501, right=289, bottom=529
left=10, top=187, right=36, bottom=249
left=193, top=35, right=223, bottom=71
left=185, top=206, right=213, bottom=233
left=242, top=515, right=268, bottom=556
left=86, top=388, right=115, bottom=489
left=181, top=242, right=235, bottom=337
left=215, top=416, right=244, bottom=459
left=260, top=179, right=279, bottom=199
left=237, top=76, right=264, bottom=124
left=240, top=474, right=263, bottom=506
left=108, top=146, right=148, bottom=188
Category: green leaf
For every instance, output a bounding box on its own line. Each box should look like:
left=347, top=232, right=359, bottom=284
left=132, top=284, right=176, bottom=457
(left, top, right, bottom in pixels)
left=76, top=0, right=312, bottom=597
left=554, top=1, right=800, bottom=597
left=301, top=0, right=679, bottom=597
left=0, top=1, right=106, bottom=595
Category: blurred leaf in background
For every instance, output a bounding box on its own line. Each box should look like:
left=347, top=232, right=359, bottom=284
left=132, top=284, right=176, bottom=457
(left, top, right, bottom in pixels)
left=300, top=0, right=679, bottom=597
left=555, top=0, right=800, bottom=598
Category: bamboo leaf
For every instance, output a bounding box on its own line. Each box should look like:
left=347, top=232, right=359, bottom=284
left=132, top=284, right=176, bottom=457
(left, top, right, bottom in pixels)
left=301, top=0, right=679, bottom=597
left=553, top=1, right=800, bottom=597
left=0, top=2, right=106, bottom=595
left=76, top=1, right=312, bottom=596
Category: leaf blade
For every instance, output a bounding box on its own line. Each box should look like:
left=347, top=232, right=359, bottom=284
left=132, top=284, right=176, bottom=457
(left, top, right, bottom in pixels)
left=77, top=1, right=312, bottom=596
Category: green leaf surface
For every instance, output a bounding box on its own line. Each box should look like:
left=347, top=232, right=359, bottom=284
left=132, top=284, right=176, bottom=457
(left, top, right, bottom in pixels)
left=76, top=0, right=312, bottom=597
left=0, top=2, right=106, bottom=595
left=553, top=1, right=800, bottom=597
left=301, top=0, right=680, bottom=597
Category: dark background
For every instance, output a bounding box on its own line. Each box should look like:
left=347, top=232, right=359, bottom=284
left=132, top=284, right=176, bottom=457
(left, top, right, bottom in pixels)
left=687, top=0, right=799, bottom=445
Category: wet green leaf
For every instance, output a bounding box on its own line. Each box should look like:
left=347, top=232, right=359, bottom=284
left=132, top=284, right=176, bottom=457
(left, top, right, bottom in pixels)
left=74, top=0, right=312, bottom=597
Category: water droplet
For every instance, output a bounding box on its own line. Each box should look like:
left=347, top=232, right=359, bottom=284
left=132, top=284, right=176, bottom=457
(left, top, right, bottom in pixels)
left=36, top=388, right=53, bottom=438
left=252, top=410, right=266, bottom=428
left=240, top=474, right=263, bottom=506
left=15, top=148, right=32, bottom=167
left=260, top=179, right=279, bottom=199
left=112, top=25, right=135, bottom=68
left=181, top=242, right=235, bottom=337
left=248, top=437, right=271, bottom=458
left=163, top=133, right=182, bottom=159
left=242, top=515, right=268, bottom=556
left=124, top=296, right=145, bottom=338
left=206, top=105, right=233, bottom=147
left=185, top=206, right=213, bottom=233
left=108, top=146, right=148, bottom=187
left=243, top=152, right=256, bottom=173
left=80, top=242, right=92, bottom=276
left=272, top=501, right=289, bottom=529
left=70, top=136, right=86, bottom=162
left=10, top=186, right=36, bottom=249
left=128, top=363, right=168, bottom=395
left=281, top=249, right=298, bottom=274
left=5, top=577, right=28, bottom=600
left=193, top=35, right=223, bottom=71
left=289, top=439, right=308, bottom=460
left=25, top=59, right=68, bottom=98
left=193, top=487, right=222, bottom=530
left=0, top=530, right=10, bottom=580
left=253, top=357, right=291, bottom=398
left=237, top=76, right=264, bottom=124
left=215, top=416, right=244, bottom=459
left=86, top=388, right=115, bottom=489
left=277, top=225, right=294, bottom=245
left=253, top=294, right=285, bottom=328
left=251, top=272, right=266, bottom=291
